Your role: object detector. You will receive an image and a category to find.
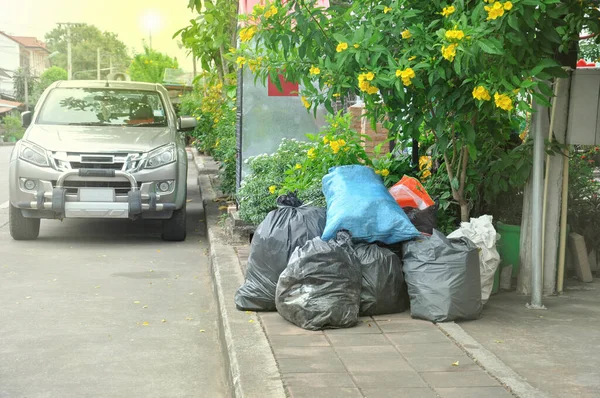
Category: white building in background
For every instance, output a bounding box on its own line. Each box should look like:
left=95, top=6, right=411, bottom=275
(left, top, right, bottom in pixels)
left=0, top=31, right=50, bottom=99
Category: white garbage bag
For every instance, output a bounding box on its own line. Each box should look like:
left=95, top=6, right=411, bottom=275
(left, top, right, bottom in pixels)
left=448, top=215, right=501, bottom=304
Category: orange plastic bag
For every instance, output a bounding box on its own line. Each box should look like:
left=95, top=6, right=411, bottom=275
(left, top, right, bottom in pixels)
left=389, top=175, right=435, bottom=210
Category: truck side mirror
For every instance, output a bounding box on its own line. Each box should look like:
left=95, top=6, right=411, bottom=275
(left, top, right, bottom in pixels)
left=22, top=111, right=32, bottom=128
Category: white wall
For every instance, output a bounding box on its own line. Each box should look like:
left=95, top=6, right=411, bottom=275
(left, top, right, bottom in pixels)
left=0, top=35, right=19, bottom=96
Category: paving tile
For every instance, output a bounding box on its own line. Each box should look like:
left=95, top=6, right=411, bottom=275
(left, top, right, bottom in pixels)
left=277, top=356, right=347, bottom=374
left=361, top=387, right=438, bottom=398
left=335, top=346, right=413, bottom=372
left=274, top=346, right=338, bottom=359
left=435, top=387, right=513, bottom=398
left=394, top=342, right=465, bottom=358
left=287, top=386, right=363, bottom=398
left=420, top=371, right=500, bottom=387
left=283, top=372, right=356, bottom=389
left=260, top=313, right=323, bottom=336
left=370, top=313, right=423, bottom=322
left=384, top=329, right=451, bottom=344
left=327, top=333, right=390, bottom=347
left=324, top=319, right=382, bottom=335
left=406, top=355, right=479, bottom=372
left=351, top=370, right=427, bottom=388
left=269, top=334, right=330, bottom=348
left=376, top=320, right=437, bottom=333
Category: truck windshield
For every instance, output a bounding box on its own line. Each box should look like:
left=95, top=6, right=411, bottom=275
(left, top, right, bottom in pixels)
left=37, top=87, right=168, bottom=127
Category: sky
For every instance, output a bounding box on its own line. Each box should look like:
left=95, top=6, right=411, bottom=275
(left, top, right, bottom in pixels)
left=0, top=0, right=198, bottom=72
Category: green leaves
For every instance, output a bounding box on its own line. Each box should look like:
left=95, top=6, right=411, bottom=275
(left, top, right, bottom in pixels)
left=478, top=38, right=504, bottom=55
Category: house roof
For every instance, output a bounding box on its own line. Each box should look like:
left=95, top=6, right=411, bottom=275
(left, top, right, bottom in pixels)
left=0, top=31, right=49, bottom=53
left=0, top=99, right=23, bottom=115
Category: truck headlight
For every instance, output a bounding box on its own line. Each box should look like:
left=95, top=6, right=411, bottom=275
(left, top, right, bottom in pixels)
left=145, top=144, right=176, bottom=169
left=19, top=142, right=50, bottom=167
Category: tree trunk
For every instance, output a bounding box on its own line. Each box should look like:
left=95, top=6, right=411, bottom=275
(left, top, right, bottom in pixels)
left=460, top=202, right=469, bottom=223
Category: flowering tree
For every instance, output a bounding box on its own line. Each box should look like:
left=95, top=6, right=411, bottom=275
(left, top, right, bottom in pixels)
left=235, top=0, right=599, bottom=221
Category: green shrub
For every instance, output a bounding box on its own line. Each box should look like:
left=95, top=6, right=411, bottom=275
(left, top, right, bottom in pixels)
left=238, top=112, right=413, bottom=225
left=1, top=114, right=24, bottom=141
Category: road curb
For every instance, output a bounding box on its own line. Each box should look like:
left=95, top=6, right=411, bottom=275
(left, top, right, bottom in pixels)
left=194, top=152, right=286, bottom=398
left=437, top=322, right=547, bottom=398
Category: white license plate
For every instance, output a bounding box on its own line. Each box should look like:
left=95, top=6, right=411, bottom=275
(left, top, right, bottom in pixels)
left=79, top=188, right=115, bottom=202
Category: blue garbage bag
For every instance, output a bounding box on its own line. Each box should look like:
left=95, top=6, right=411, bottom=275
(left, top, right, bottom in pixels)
left=322, top=165, right=420, bottom=244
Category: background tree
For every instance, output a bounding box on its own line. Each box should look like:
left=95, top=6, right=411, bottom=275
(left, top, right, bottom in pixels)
left=175, top=0, right=238, bottom=82
left=12, top=68, right=34, bottom=103
left=45, top=24, right=131, bottom=79
left=237, top=0, right=598, bottom=221
left=128, top=46, right=179, bottom=83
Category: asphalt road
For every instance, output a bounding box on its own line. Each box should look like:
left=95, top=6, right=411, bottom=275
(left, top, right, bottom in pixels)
left=0, top=149, right=228, bottom=398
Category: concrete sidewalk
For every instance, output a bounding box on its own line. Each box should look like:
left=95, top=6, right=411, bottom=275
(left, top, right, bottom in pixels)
left=193, top=151, right=544, bottom=398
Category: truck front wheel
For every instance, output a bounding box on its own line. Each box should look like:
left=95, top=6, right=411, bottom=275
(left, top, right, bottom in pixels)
left=9, top=204, right=40, bottom=240
left=162, top=204, right=186, bottom=241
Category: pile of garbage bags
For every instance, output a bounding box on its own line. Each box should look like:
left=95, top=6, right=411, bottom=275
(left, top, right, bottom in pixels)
left=235, top=166, right=500, bottom=330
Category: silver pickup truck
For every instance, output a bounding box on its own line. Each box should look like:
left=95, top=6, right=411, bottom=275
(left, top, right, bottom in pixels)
left=8, top=80, right=197, bottom=241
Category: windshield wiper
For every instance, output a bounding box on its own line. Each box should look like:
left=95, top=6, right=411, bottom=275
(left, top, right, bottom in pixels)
left=68, top=122, right=109, bottom=126
left=128, top=122, right=167, bottom=127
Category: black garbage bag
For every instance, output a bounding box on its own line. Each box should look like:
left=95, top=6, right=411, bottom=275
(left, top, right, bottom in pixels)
left=402, top=230, right=482, bottom=322
left=403, top=204, right=437, bottom=235
left=234, top=193, right=326, bottom=311
left=275, top=231, right=362, bottom=330
left=356, top=243, right=407, bottom=316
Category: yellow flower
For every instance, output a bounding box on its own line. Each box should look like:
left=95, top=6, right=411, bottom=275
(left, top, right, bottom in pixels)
left=196, top=116, right=201, bottom=121
left=323, top=136, right=330, bottom=144
left=336, top=42, right=349, bottom=52
left=264, top=5, right=278, bottom=19
left=367, top=86, right=379, bottom=95
left=384, top=6, right=392, bottom=14
left=358, top=80, right=371, bottom=92
left=295, top=163, right=302, bottom=170
left=343, top=147, right=350, bottom=152
left=441, top=43, right=458, bottom=61
left=247, top=59, right=258, bottom=72
left=269, top=185, right=276, bottom=194
left=236, top=56, right=247, bottom=67
left=309, top=65, right=321, bottom=75
left=353, top=43, right=360, bottom=49
left=401, top=30, right=412, bottom=39
left=441, top=5, right=456, bottom=17
left=494, top=92, right=513, bottom=111
left=365, top=71, right=375, bottom=81
left=485, top=1, right=505, bottom=20
left=301, top=96, right=311, bottom=109
left=332, top=123, right=338, bottom=128
left=472, top=86, right=491, bottom=101
left=397, top=68, right=416, bottom=87
left=240, top=26, right=257, bottom=42
left=408, top=56, right=417, bottom=61
left=445, top=28, right=465, bottom=41
left=329, top=140, right=341, bottom=154
left=229, top=47, right=236, bottom=53
left=375, top=169, right=381, bottom=175
left=332, top=93, right=341, bottom=98
left=503, top=1, right=513, bottom=11
left=307, top=148, right=316, bottom=159
left=337, top=139, right=346, bottom=147
left=380, top=169, right=390, bottom=177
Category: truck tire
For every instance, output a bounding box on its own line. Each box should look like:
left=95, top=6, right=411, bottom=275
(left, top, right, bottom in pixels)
left=162, top=204, right=186, bottom=241
left=9, top=203, right=40, bottom=240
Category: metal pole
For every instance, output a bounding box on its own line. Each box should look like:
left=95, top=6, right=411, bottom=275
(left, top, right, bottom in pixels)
left=23, top=72, right=28, bottom=111
left=149, top=31, right=152, bottom=49
left=529, top=99, right=546, bottom=309
left=67, top=24, right=72, bottom=80
left=97, top=48, right=101, bottom=80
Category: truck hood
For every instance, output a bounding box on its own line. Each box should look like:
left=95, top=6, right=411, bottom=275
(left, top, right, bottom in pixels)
left=26, top=124, right=174, bottom=153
